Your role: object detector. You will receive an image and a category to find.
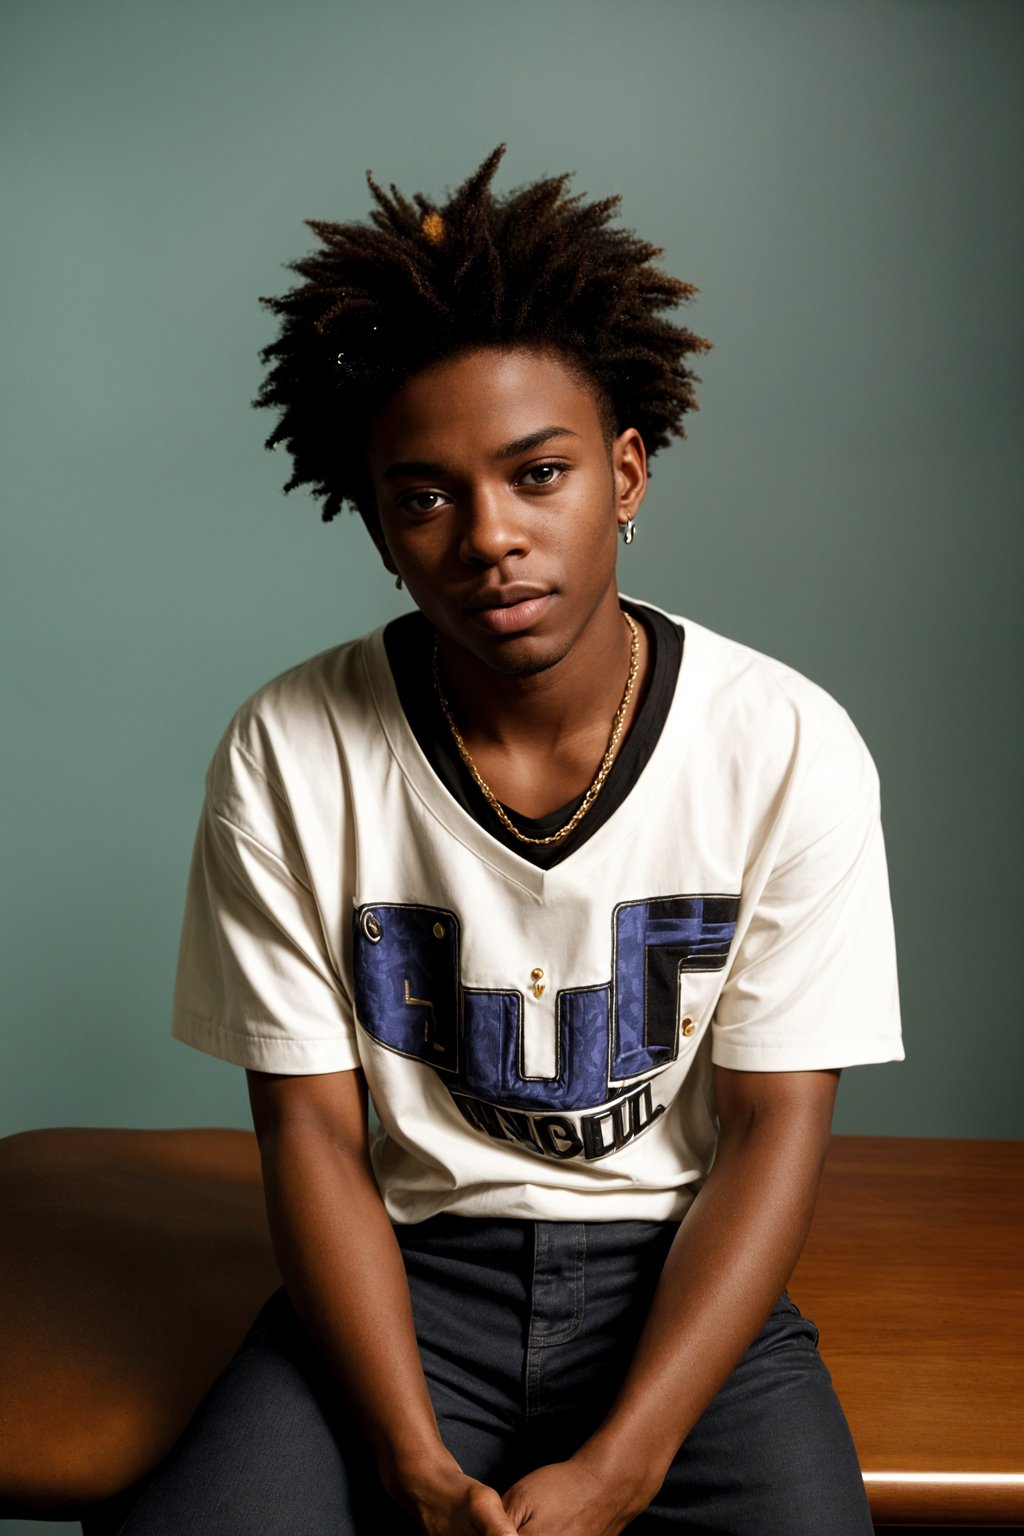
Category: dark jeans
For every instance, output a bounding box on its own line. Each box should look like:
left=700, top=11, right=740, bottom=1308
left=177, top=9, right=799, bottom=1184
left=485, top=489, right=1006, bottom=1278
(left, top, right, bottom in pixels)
left=106, top=1216, right=873, bottom=1535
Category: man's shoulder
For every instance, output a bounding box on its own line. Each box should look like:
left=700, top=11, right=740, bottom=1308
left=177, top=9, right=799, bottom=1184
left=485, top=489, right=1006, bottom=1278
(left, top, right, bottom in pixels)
left=644, top=601, right=876, bottom=793
left=650, top=603, right=851, bottom=726
left=236, top=631, right=375, bottom=719
left=204, top=628, right=384, bottom=801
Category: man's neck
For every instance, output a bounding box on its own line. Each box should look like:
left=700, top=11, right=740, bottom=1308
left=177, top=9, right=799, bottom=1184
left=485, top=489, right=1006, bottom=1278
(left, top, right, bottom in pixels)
left=434, top=596, right=652, bottom=819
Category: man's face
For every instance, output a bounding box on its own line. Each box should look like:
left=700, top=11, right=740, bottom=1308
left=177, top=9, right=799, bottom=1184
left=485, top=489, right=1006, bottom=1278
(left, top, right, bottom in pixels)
left=364, top=347, right=646, bottom=677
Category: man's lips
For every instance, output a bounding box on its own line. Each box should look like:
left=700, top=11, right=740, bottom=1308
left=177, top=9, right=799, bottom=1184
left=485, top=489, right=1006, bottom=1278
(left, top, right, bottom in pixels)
left=465, top=586, right=554, bottom=634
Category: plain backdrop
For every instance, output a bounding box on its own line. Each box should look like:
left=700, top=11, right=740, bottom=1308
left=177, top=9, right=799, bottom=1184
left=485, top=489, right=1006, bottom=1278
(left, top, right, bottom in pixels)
left=2, top=4, right=1022, bottom=1525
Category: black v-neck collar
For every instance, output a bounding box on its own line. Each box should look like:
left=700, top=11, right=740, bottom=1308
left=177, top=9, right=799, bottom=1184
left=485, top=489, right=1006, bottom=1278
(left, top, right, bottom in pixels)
left=382, top=599, right=684, bottom=869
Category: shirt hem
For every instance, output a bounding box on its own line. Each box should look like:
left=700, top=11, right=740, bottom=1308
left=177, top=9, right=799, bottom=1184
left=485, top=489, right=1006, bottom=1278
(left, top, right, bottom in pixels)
left=381, top=1184, right=701, bottom=1224
left=170, top=1011, right=361, bottom=1075
left=711, top=1037, right=906, bottom=1071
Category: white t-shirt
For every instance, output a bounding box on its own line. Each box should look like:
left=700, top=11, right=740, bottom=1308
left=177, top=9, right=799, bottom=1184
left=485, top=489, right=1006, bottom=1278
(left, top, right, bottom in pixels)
left=171, top=606, right=903, bottom=1223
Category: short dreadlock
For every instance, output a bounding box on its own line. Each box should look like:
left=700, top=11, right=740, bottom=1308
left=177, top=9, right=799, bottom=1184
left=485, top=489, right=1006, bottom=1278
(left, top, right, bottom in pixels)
left=255, top=145, right=710, bottom=524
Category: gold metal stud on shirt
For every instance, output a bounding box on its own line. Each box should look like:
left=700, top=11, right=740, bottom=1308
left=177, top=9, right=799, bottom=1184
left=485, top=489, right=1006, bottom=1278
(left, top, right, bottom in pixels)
left=531, top=967, right=545, bottom=999
left=433, top=922, right=445, bottom=939
left=361, top=909, right=382, bottom=943
left=681, top=1017, right=696, bottom=1037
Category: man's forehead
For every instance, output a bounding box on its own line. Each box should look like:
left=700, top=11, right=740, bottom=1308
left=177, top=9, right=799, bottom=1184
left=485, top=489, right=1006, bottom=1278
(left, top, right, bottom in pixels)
left=366, top=347, right=607, bottom=467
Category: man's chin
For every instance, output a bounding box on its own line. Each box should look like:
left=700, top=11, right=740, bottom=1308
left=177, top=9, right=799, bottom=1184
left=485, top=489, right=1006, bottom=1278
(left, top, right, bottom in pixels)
left=477, top=635, right=574, bottom=679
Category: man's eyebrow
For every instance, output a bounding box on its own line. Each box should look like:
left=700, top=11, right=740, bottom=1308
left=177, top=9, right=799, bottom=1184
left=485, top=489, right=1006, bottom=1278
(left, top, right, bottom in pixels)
left=381, top=459, right=447, bottom=481
left=381, top=426, right=579, bottom=481
left=493, top=426, right=578, bottom=460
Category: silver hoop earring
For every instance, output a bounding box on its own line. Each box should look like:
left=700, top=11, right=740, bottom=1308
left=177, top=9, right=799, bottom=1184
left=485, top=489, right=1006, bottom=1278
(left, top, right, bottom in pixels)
left=622, top=518, right=636, bottom=546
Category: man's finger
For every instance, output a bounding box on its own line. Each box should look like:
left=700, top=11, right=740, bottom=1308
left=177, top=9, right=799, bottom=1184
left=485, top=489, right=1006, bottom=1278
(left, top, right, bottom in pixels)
left=469, top=1481, right=520, bottom=1535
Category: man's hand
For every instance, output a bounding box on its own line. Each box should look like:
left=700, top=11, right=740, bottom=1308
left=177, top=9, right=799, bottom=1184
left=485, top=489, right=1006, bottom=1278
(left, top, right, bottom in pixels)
left=502, top=1450, right=647, bottom=1536
left=402, top=1461, right=519, bottom=1536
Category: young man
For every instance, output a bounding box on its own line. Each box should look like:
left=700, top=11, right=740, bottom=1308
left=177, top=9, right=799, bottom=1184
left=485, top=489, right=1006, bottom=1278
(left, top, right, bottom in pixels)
left=131, top=147, right=903, bottom=1534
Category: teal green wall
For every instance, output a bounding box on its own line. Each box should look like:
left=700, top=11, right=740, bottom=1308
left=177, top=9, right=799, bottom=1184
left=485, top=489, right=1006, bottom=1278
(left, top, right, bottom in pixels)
left=2, top=3, right=1021, bottom=1528
left=3, top=0, right=1022, bottom=1244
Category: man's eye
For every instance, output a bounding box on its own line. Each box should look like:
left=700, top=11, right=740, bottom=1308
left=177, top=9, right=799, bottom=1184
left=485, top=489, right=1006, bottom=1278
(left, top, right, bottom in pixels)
left=401, top=491, right=446, bottom=514
left=518, top=461, right=567, bottom=487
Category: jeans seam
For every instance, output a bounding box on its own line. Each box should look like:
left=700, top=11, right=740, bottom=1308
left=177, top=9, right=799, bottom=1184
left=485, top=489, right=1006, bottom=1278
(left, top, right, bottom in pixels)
left=532, top=1224, right=586, bottom=1348
left=525, top=1224, right=587, bottom=1418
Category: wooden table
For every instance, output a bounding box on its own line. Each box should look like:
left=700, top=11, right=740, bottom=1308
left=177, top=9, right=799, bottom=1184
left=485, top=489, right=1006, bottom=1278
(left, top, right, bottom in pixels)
left=790, top=1136, right=1024, bottom=1528
left=0, top=1127, right=279, bottom=1519
left=1, top=1130, right=1021, bottom=1527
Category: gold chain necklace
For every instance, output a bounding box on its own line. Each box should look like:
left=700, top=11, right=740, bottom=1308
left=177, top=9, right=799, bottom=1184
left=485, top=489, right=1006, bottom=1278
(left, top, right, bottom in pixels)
left=432, top=611, right=640, bottom=846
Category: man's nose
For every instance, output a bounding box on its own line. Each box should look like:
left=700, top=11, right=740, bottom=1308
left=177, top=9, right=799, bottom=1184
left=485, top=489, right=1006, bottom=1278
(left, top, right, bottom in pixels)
left=457, top=485, right=531, bottom=566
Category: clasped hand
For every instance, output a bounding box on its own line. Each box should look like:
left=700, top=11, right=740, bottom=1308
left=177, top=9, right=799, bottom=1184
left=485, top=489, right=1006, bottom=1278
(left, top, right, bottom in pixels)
left=413, top=1453, right=645, bottom=1536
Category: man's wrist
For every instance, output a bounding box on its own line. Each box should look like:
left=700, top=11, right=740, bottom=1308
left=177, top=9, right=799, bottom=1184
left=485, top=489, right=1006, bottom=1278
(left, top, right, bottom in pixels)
left=378, top=1437, right=465, bottom=1512
left=570, top=1424, right=671, bottom=1520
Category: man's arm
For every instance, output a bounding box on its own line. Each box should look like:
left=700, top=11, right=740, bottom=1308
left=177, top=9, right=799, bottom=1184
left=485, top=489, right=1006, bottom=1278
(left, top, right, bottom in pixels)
left=246, top=1066, right=517, bottom=1536
left=501, top=1064, right=840, bottom=1536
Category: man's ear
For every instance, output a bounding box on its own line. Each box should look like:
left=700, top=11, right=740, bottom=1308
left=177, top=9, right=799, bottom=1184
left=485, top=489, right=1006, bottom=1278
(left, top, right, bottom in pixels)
left=357, top=504, right=399, bottom=577
left=612, top=428, right=647, bottom=532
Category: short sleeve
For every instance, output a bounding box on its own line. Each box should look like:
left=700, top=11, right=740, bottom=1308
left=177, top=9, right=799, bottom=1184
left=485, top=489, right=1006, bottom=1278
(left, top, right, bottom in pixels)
left=170, top=731, right=360, bottom=1075
left=711, top=713, right=903, bottom=1072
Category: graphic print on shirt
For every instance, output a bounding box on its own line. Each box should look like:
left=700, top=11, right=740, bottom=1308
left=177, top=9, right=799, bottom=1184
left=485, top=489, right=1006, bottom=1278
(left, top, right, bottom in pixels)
left=353, top=896, right=739, bottom=1162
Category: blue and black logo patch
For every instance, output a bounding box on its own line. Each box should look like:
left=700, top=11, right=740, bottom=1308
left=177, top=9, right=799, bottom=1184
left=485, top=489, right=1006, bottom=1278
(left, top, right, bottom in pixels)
left=353, top=894, right=738, bottom=1161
